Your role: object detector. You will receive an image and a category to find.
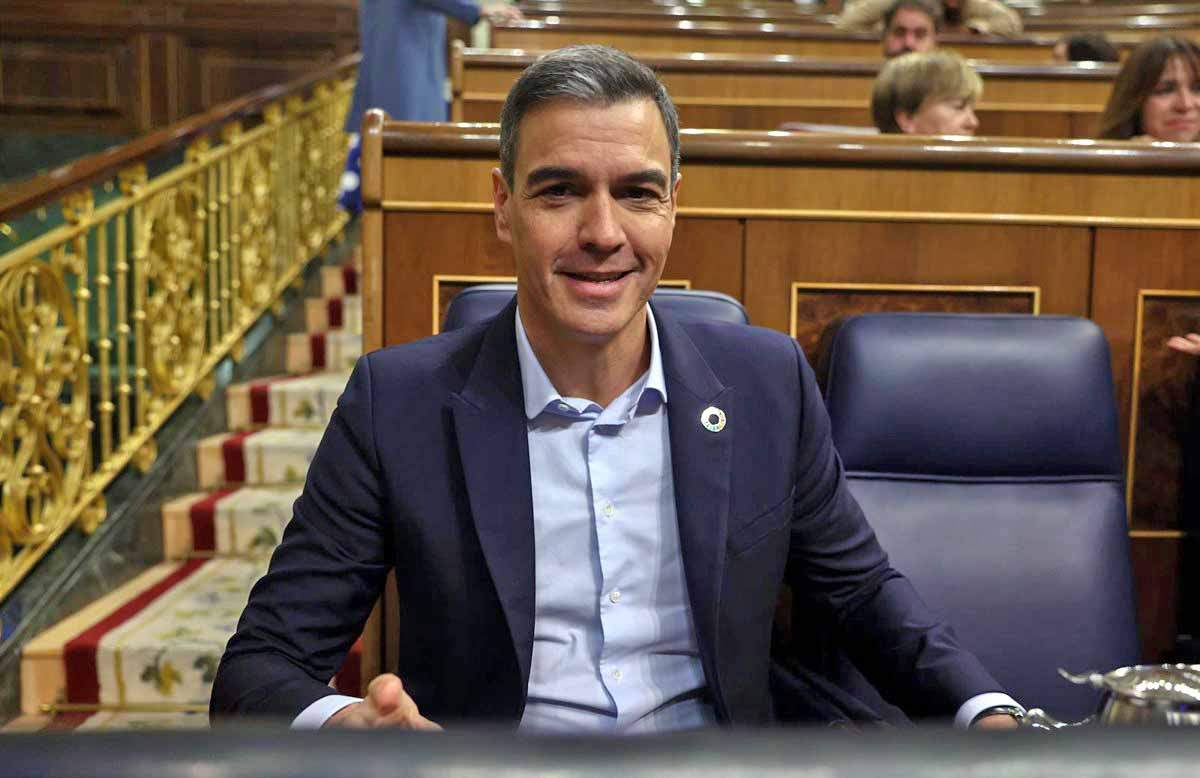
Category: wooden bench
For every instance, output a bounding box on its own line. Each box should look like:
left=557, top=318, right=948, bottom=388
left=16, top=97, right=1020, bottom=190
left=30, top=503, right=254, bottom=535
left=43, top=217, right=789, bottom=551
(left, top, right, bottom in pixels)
left=453, top=46, right=1117, bottom=137
left=489, top=17, right=1152, bottom=63
left=362, top=112, right=1200, bottom=663
left=514, top=0, right=1200, bottom=38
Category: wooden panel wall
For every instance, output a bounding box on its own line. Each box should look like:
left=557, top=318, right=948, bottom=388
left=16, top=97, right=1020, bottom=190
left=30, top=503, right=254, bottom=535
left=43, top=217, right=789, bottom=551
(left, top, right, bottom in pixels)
left=366, top=126, right=1200, bottom=661
left=0, top=0, right=358, bottom=134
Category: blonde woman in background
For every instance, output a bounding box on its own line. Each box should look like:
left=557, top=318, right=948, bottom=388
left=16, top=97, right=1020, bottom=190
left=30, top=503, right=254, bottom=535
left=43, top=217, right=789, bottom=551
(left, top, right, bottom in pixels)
left=871, top=50, right=982, bottom=135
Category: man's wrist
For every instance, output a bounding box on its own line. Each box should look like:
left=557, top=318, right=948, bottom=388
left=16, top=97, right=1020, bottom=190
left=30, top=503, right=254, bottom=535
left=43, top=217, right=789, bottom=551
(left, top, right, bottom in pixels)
left=971, top=705, right=1024, bottom=728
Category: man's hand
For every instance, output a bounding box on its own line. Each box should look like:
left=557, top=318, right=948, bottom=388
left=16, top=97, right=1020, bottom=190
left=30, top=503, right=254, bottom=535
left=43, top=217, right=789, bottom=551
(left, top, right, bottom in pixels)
left=1168, top=333, right=1200, bottom=356
left=972, top=712, right=1021, bottom=731
left=482, top=2, right=523, bottom=23
left=324, top=674, right=443, bottom=730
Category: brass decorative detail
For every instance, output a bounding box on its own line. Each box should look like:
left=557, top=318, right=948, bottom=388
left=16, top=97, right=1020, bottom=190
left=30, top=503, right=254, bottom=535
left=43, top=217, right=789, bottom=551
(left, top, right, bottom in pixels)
left=0, top=70, right=356, bottom=601
left=0, top=259, right=91, bottom=570
left=78, top=496, right=107, bottom=535
left=133, top=439, right=158, bottom=473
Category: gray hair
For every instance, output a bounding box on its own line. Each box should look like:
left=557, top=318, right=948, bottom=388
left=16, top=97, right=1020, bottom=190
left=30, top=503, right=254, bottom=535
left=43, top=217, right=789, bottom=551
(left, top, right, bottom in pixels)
left=498, top=45, right=681, bottom=187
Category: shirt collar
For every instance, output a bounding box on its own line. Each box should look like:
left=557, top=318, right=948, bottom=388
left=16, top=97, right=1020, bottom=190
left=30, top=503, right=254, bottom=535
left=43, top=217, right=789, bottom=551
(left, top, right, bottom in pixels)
left=515, top=304, right=668, bottom=421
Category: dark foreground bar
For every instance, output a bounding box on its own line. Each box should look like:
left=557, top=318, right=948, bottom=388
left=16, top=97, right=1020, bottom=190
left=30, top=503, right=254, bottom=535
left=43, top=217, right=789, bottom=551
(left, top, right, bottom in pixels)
left=2, top=725, right=1198, bottom=778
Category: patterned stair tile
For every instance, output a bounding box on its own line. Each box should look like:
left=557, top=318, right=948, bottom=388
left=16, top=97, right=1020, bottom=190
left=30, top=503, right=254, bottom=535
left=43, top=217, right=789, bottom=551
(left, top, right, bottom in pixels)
left=196, top=429, right=324, bottom=490
left=162, top=486, right=302, bottom=560
left=285, top=331, right=362, bottom=375
left=227, top=370, right=351, bottom=431
left=320, top=263, right=360, bottom=299
left=21, top=559, right=362, bottom=718
left=304, top=295, right=361, bottom=334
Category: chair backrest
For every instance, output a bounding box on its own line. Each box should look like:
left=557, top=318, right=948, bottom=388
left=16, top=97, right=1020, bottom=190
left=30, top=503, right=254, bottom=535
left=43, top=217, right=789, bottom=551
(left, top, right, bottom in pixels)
left=821, top=313, right=1139, bottom=721
left=441, top=284, right=749, bottom=331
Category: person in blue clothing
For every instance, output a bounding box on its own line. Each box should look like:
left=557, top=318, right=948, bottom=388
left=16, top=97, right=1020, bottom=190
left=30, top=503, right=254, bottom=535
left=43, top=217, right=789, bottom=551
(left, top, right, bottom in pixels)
left=338, top=0, right=522, bottom=211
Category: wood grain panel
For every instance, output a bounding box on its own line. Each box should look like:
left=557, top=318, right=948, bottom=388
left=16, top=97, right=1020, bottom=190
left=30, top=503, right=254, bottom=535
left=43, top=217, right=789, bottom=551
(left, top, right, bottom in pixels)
left=1131, top=535, right=1183, bottom=661
left=0, top=43, right=124, bottom=111
left=1091, top=229, right=1200, bottom=516
left=743, top=220, right=1091, bottom=336
left=1127, top=293, right=1200, bottom=530
left=790, top=284, right=1036, bottom=368
left=383, top=212, right=744, bottom=344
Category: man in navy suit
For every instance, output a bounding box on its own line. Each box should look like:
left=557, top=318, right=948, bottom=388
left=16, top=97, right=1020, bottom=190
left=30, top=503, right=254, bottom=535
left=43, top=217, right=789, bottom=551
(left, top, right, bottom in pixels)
left=211, top=45, right=1022, bottom=732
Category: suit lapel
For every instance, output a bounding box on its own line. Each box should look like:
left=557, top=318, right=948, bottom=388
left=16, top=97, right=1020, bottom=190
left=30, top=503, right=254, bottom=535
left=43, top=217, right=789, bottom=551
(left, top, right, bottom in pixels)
left=448, top=301, right=537, bottom=699
left=656, top=305, right=735, bottom=713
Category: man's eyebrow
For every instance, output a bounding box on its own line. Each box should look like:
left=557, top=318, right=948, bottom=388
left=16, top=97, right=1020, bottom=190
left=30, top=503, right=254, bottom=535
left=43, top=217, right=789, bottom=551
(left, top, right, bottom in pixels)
left=620, top=169, right=670, bottom=191
left=524, top=166, right=580, bottom=188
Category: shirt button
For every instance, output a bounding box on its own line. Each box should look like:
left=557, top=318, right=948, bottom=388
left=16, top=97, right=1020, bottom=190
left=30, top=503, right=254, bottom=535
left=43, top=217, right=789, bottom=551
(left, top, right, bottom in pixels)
left=612, top=669, right=622, bottom=682
left=609, top=590, right=621, bottom=603
left=602, top=501, right=615, bottom=517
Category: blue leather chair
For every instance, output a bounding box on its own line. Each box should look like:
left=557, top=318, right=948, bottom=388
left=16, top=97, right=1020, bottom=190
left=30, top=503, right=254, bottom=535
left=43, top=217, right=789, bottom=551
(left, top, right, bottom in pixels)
left=441, top=284, right=749, bottom=331
left=820, top=313, right=1140, bottom=721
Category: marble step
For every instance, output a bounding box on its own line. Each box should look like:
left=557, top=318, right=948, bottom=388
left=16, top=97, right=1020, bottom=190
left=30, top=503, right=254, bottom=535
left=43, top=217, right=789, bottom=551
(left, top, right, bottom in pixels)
left=285, top=331, right=362, bottom=375
left=20, top=558, right=361, bottom=717
left=320, top=263, right=360, bottom=299
left=161, top=486, right=302, bottom=559
left=195, top=428, right=324, bottom=490
left=304, top=295, right=361, bottom=334
left=226, top=370, right=351, bottom=431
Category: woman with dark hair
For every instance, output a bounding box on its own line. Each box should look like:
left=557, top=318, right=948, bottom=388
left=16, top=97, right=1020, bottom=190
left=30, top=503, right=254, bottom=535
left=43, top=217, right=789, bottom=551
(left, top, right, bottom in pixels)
left=1097, top=35, right=1200, bottom=142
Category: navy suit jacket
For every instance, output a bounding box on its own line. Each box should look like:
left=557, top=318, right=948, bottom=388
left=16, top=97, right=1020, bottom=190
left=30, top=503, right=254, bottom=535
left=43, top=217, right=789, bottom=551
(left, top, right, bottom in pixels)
left=211, top=301, right=1001, bottom=725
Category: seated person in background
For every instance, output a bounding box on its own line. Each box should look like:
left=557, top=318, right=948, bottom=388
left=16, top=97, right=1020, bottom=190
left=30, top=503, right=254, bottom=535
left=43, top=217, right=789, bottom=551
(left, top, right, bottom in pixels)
left=1169, top=333, right=1200, bottom=356
left=1097, top=35, right=1200, bottom=142
left=839, top=0, right=1021, bottom=42
left=871, top=50, right=982, bottom=135
left=211, top=44, right=1022, bottom=734
left=860, top=0, right=941, bottom=58
left=1052, top=31, right=1120, bottom=64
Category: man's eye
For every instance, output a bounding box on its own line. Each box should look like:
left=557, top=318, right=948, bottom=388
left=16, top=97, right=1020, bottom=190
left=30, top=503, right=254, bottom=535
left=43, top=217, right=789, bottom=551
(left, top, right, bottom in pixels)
left=624, top=187, right=661, bottom=201
left=540, top=184, right=573, bottom=198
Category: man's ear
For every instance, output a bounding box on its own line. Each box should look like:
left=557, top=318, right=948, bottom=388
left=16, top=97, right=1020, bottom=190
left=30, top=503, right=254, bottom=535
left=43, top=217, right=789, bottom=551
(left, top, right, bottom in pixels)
left=895, top=110, right=918, bottom=134
left=491, top=167, right=513, bottom=245
left=668, top=173, right=682, bottom=227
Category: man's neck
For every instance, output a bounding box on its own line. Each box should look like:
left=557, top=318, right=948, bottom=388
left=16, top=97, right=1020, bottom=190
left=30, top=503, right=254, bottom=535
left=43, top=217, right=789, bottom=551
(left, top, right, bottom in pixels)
left=520, top=308, right=652, bottom=409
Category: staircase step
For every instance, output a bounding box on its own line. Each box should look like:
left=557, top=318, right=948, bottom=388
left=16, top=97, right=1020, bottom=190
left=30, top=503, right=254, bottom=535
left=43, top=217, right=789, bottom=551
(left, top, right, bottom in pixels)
left=162, top=486, right=302, bottom=559
left=320, top=264, right=361, bottom=298
left=21, top=558, right=362, bottom=716
left=196, top=429, right=324, bottom=490
left=285, top=331, right=362, bottom=375
left=304, top=295, right=361, bottom=334
left=226, top=370, right=351, bottom=431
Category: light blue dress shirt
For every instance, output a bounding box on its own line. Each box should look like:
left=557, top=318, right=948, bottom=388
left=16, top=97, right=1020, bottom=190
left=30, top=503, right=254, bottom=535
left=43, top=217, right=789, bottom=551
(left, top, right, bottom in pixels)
left=291, top=304, right=1020, bottom=730
left=515, top=306, right=715, bottom=734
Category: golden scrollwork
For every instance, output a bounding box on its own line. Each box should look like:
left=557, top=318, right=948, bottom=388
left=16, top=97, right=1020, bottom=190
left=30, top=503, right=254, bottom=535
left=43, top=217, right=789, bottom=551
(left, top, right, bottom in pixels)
left=229, top=131, right=280, bottom=313
left=0, top=259, right=91, bottom=565
left=0, top=63, right=356, bottom=602
left=136, top=175, right=209, bottom=407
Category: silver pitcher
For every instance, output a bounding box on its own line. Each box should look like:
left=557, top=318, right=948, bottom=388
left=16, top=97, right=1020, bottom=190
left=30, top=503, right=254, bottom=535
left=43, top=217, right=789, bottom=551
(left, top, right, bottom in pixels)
left=1023, top=664, right=1200, bottom=729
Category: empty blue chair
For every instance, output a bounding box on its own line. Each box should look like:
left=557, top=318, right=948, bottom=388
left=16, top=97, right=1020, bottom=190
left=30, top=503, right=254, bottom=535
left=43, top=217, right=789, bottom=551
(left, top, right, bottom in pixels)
left=820, top=313, right=1140, bottom=721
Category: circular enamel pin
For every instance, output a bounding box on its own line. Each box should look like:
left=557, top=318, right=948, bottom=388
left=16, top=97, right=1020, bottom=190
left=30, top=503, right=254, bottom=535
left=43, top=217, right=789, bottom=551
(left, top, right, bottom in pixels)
left=701, top=406, right=727, bottom=433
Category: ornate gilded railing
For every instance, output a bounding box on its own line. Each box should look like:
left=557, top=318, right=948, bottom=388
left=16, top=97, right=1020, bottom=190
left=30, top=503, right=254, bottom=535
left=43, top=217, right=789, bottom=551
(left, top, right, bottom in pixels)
left=0, top=55, right=358, bottom=603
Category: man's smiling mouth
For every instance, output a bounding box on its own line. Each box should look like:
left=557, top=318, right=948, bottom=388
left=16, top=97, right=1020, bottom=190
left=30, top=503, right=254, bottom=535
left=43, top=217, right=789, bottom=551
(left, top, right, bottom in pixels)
left=560, top=270, right=635, bottom=283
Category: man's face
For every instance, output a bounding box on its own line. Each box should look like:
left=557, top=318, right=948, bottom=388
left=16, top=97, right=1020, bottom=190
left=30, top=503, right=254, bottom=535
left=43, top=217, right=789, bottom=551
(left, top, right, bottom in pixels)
left=492, top=98, right=679, bottom=351
left=883, top=8, right=937, bottom=58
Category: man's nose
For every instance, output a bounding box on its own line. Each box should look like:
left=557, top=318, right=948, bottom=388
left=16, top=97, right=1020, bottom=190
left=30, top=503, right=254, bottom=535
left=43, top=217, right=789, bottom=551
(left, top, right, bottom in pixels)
left=964, top=108, right=979, bottom=132
left=578, top=194, right=625, bottom=253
